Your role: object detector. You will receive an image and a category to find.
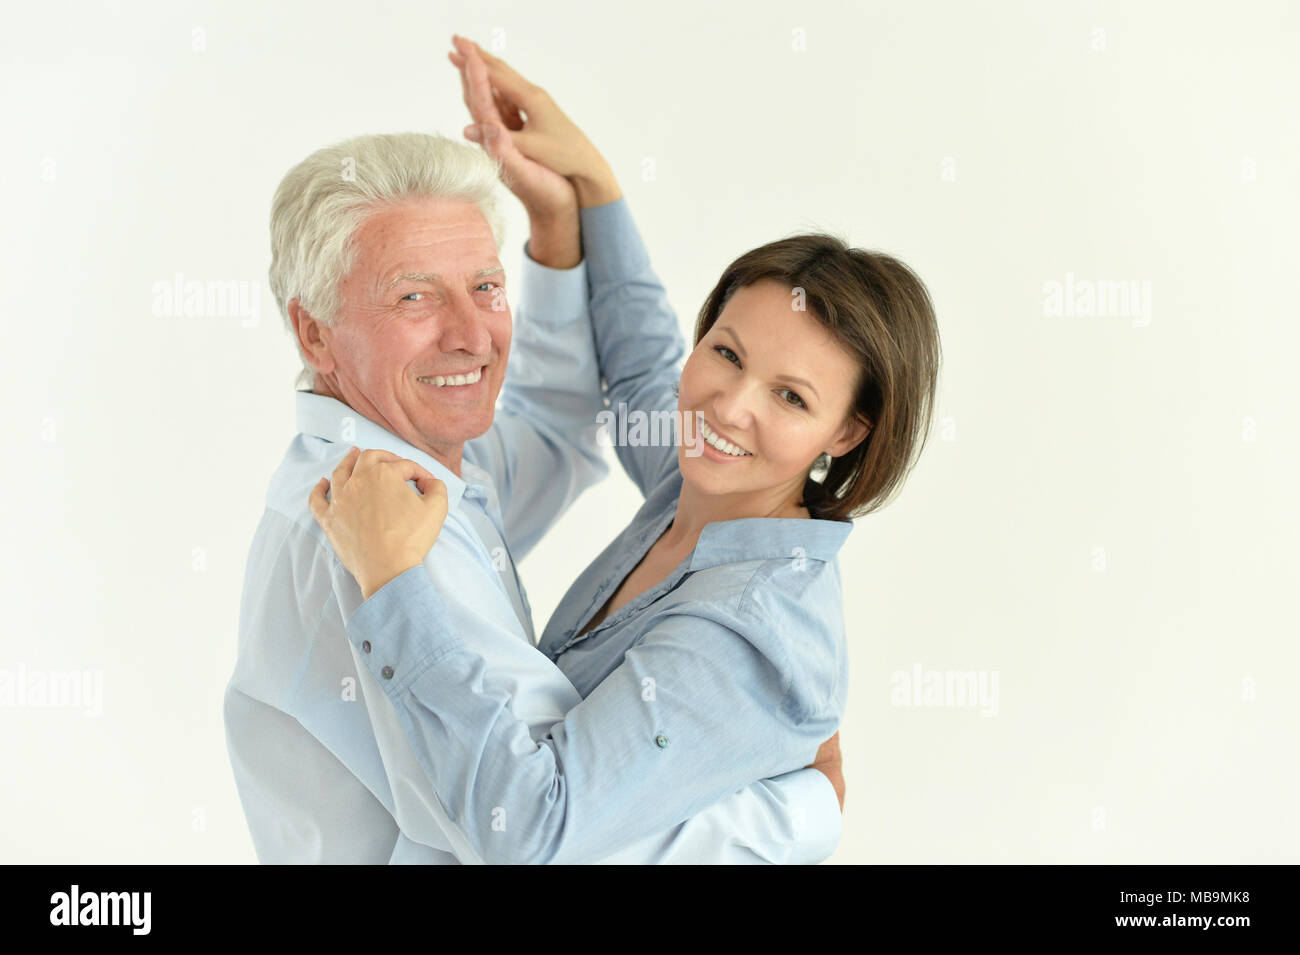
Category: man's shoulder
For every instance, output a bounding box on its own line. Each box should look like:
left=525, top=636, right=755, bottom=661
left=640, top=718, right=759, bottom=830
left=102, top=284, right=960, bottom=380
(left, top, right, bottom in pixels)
left=259, top=433, right=355, bottom=535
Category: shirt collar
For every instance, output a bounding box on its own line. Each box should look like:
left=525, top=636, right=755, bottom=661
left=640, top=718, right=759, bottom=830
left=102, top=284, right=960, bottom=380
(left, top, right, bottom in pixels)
left=689, top=516, right=853, bottom=571
left=295, top=390, right=488, bottom=512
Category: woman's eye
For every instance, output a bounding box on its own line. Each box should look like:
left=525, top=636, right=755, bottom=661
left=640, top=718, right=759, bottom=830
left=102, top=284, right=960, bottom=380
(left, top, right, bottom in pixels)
left=715, top=345, right=740, bottom=364
left=778, top=388, right=806, bottom=409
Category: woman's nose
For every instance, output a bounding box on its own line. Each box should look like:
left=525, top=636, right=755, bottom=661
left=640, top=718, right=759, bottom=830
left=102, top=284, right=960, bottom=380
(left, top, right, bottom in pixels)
left=711, top=382, right=756, bottom=432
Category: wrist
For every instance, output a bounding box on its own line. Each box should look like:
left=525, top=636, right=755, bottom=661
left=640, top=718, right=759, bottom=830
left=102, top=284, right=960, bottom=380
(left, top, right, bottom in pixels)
left=572, top=163, right=623, bottom=209
left=527, top=204, right=581, bottom=269
left=360, top=561, right=423, bottom=601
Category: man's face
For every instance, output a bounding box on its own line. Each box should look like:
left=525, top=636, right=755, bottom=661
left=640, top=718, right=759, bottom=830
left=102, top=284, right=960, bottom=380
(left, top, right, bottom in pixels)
left=314, top=197, right=509, bottom=463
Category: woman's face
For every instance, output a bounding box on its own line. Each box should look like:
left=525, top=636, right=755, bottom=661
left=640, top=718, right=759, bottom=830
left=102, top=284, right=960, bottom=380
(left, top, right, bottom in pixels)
left=677, top=278, right=870, bottom=511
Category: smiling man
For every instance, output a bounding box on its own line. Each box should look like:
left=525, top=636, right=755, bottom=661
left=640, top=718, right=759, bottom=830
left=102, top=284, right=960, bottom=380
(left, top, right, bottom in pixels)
left=222, top=131, right=841, bottom=863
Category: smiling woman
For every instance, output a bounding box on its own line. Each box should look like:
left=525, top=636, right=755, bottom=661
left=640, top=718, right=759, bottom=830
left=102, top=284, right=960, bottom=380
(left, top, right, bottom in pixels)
left=687, top=236, right=941, bottom=522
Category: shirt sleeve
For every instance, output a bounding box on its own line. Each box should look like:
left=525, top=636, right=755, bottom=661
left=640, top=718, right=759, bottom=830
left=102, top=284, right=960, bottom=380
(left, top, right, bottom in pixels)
left=463, top=242, right=609, bottom=562
left=345, top=565, right=840, bottom=865
left=581, top=198, right=690, bottom=499
left=602, top=768, right=842, bottom=865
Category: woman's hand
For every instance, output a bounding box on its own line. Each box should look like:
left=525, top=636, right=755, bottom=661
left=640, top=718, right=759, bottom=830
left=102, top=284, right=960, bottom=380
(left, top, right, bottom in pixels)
left=449, top=34, right=623, bottom=211
left=308, top=447, right=449, bottom=600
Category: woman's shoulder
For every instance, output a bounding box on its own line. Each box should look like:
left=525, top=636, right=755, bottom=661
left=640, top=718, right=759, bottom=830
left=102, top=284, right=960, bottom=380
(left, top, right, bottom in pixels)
left=665, top=548, right=849, bottom=725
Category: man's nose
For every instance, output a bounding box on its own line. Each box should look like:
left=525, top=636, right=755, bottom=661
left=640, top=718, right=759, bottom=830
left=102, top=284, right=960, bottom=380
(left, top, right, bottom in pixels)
left=438, top=295, right=493, bottom=356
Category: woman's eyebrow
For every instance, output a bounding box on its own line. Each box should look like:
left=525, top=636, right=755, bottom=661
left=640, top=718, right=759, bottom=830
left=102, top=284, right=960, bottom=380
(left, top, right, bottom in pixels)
left=717, top=325, right=820, bottom=400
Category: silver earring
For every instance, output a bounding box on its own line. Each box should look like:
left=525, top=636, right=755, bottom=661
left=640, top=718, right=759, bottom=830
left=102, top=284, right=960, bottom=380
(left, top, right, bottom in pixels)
left=816, top=452, right=832, bottom=470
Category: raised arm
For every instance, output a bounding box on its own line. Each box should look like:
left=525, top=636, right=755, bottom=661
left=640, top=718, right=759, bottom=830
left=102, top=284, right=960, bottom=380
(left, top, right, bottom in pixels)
left=580, top=195, right=690, bottom=497
left=462, top=215, right=608, bottom=562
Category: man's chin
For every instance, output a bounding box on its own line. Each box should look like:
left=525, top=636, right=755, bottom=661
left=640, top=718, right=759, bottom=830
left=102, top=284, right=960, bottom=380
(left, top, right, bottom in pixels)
left=416, top=406, right=495, bottom=448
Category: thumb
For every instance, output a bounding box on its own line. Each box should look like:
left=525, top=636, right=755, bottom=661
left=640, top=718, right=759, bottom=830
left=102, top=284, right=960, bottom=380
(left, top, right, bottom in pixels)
left=466, top=122, right=506, bottom=157
left=414, top=473, right=447, bottom=503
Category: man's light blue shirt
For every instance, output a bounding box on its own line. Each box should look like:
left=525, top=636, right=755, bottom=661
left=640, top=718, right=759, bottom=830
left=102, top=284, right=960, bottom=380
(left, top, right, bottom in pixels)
left=339, top=198, right=848, bottom=865
left=223, top=232, right=840, bottom=864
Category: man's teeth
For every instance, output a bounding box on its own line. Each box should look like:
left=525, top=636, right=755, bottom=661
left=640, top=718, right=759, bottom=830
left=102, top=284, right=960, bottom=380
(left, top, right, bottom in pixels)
left=418, top=367, right=482, bottom=387
left=699, top=419, right=752, bottom=457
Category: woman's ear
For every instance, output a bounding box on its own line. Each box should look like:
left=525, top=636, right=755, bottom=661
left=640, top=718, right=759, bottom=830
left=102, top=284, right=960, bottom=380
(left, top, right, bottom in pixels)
left=826, top=414, right=871, bottom=459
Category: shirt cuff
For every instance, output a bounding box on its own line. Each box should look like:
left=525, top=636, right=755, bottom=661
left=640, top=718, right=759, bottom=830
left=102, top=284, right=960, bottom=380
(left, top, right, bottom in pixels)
left=578, top=197, right=650, bottom=287
left=344, top=565, right=463, bottom=693
left=520, top=239, right=589, bottom=326
left=787, top=768, right=844, bottom=864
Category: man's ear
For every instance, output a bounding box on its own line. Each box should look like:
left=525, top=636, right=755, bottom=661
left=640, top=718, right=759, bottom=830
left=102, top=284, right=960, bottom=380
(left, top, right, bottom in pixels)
left=826, top=414, right=871, bottom=459
left=288, top=299, right=336, bottom=376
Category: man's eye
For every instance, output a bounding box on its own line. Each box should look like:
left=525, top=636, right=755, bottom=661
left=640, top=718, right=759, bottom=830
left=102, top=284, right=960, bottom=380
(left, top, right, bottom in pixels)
left=778, top=388, right=807, bottom=409
left=475, top=283, right=498, bottom=293
left=400, top=292, right=425, bottom=302
left=714, top=346, right=740, bottom=364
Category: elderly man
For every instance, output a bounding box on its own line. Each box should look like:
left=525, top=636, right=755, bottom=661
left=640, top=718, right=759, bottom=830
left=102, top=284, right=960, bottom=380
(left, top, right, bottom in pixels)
left=222, top=128, right=841, bottom=863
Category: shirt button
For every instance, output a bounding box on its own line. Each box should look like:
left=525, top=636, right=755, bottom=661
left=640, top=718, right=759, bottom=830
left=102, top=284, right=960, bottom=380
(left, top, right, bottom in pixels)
left=362, top=641, right=371, bottom=654
left=381, top=665, right=395, bottom=680
left=655, top=733, right=669, bottom=749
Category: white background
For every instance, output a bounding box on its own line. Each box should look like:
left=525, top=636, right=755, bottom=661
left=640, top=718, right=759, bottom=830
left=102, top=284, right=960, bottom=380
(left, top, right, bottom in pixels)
left=2, top=0, right=1297, bottom=864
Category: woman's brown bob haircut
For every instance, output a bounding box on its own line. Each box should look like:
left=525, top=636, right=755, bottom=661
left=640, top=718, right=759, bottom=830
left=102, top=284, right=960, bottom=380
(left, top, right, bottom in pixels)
left=692, top=235, right=941, bottom=522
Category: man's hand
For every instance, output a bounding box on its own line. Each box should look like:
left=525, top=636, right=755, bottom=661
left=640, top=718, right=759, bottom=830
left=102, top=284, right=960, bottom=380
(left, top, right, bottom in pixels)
left=807, top=731, right=845, bottom=813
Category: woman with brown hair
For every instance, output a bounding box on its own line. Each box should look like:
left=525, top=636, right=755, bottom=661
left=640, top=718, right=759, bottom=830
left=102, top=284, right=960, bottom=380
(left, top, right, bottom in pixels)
left=308, top=35, right=942, bottom=863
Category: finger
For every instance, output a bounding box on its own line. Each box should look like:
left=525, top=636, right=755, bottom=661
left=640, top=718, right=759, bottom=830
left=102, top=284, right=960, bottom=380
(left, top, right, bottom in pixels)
left=465, top=40, right=540, bottom=109
left=380, top=457, right=440, bottom=488
left=449, top=52, right=471, bottom=109
left=493, top=86, right=524, bottom=130
left=358, top=448, right=404, bottom=464
left=413, top=473, right=447, bottom=502
left=462, top=38, right=544, bottom=115
left=456, top=36, right=502, bottom=126
left=331, top=447, right=361, bottom=488
left=308, top=477, right=330, bottom=522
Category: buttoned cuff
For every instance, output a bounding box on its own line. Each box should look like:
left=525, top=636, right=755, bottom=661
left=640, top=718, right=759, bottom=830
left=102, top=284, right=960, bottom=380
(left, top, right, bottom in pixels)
left=787, top=768, right=844, bottom=864
left=344, top=565, right=463, bottom=693
left=578, top=198, right=650, bottom=286
left=520, top=239, right=589, bottom=326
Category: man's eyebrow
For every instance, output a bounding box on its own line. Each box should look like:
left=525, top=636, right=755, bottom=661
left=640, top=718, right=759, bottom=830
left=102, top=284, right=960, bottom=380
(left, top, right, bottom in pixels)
left=383, top=265, right=505, bottom=290
left=716, top=325, right=821, bottom=401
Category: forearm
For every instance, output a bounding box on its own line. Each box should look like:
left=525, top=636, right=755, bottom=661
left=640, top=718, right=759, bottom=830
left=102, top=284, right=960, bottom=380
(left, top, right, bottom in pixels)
left=526, top=204, right=581, bottom=269
left=573, top=161, right=623, bottom=209
left=347, top=568, right=827, bottom=864
left=581, top=196, right=688, bottom=495
left=598, top=770, right=843, bottom=865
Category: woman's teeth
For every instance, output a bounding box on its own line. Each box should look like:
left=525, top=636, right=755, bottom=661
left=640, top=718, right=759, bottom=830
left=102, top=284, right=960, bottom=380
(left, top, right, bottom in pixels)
left=699, top=419, right=752, bottom=457
left=418, top=367, right=482, bottom=387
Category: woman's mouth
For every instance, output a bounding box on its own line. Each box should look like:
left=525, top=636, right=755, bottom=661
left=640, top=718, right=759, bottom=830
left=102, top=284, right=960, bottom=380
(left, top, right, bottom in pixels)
left=697, top=417, right=753, bottom=459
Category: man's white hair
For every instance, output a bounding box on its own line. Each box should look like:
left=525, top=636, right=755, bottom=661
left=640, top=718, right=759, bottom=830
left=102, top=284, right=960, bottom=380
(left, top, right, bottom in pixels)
left=269, top=131, right=507, bottom=387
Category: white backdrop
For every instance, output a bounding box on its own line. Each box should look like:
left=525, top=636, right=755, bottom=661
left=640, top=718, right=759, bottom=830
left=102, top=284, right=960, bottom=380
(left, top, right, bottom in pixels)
left=2, top=0, right=1296, bottom=864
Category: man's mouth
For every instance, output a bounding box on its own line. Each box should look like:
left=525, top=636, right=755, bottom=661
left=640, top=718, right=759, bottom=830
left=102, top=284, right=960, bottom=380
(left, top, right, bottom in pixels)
left=417, top=365, right=484, bottom=388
